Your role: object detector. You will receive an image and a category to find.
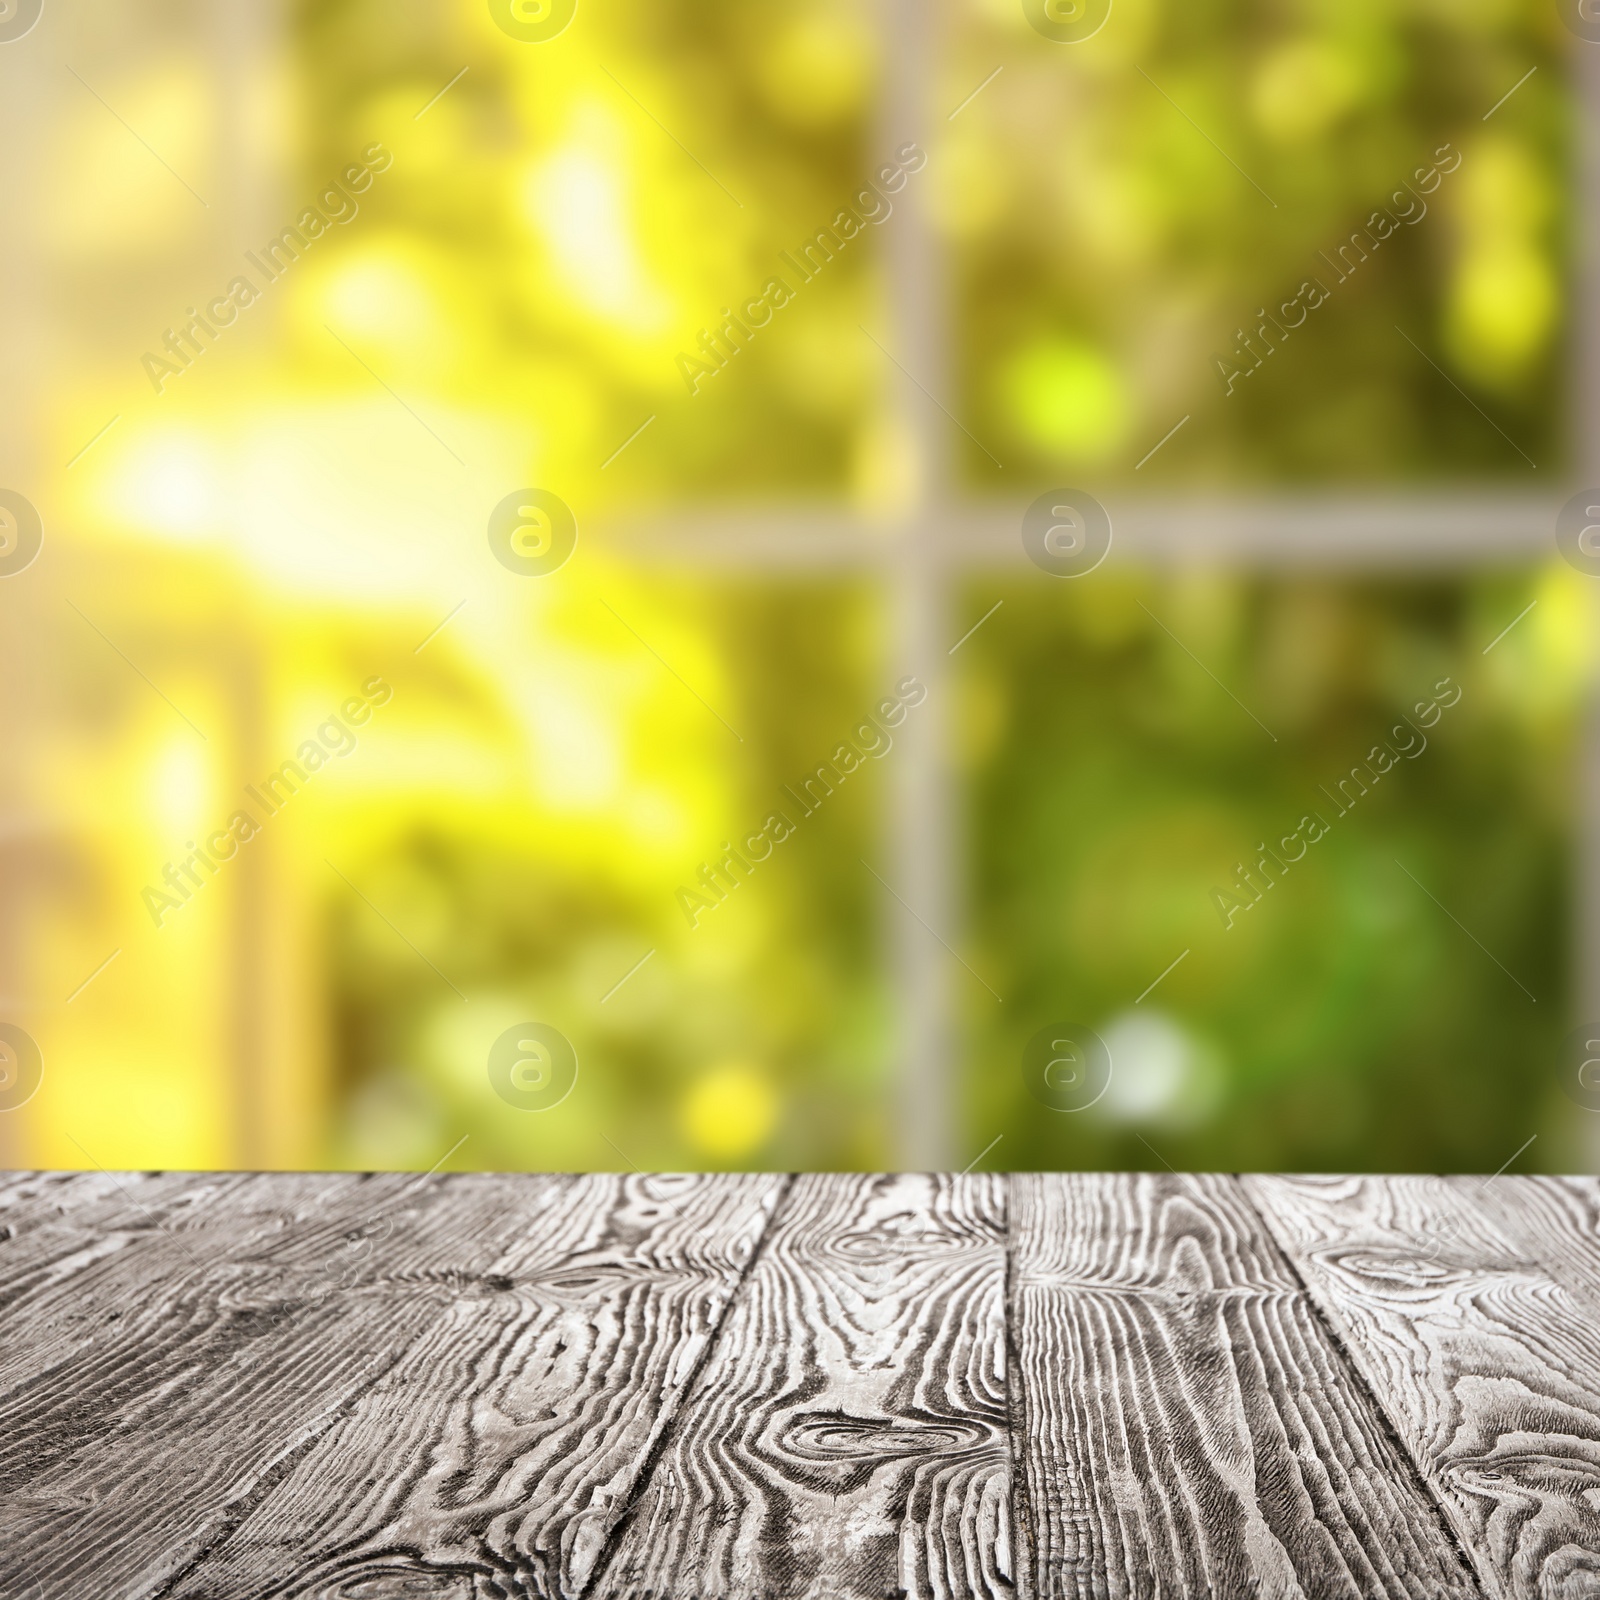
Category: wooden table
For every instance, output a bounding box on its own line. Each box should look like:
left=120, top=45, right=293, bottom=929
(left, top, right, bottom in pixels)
left=5, top=1171, right=1600, bottom=1599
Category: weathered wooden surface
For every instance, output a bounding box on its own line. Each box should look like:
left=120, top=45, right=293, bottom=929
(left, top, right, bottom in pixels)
left=599, top=1173, right=1011, bottom=1599
left=3, top=1173, right=1598, bottom=1598
left=1249, top=1174, right=1600, bottom=1600
left=1011, top=1173, right=1480, bottom=1599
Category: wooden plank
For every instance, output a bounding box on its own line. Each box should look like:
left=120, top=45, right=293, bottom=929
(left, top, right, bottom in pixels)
left=151, top=1171, right=785, bottom=1600
left=0, top=1169, right=461, bottom=1439
left=1248, top=1174, right=1600, bottom=1600
left=1467, top=1175, right=1600, bottom=1306
left=0, top=1170, right=261, bottom=1395
left=1, top=1171, right=781, bottom=1597
left=596, top=1172, right=1013, bottom=1600
left=1011, top=1172, right=1482, bottom=1600
left=0, top=1170, right=580, bottom=1599
left=19, top=1171, right=1596, bottom=1598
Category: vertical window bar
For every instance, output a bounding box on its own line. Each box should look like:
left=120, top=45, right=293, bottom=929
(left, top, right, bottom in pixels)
left=878, top=0, right=959, bottom=1169
left=1574, top=45, right=1600, bottom=1158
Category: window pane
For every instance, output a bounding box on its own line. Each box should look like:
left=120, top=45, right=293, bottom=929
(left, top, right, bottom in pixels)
left=947, top=0, right=1569, bottom=484
left=297, top=0, right=885, bottom=499
left=324, top=576, right=893, bottom=1171
left=1, top=0, right=899, bottom=1172
left=958, top=566, right=1586, bottom=1170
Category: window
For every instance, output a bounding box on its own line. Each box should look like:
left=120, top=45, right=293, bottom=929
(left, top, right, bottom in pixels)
left=0, top=0, right=1588, bottom=1175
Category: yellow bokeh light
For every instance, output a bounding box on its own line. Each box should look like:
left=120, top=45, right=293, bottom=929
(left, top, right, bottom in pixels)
left=681, top=1063, right=779, bottom=1161
left=522, top=131, right=671, bottom=332
left=317, top=245, right=450, bottom=360
left=101, top=428, right=221, bottom=544
left=1444, top=243, right=1556, bottom=386
left=995, top=337, right=1133, bottom=462
left=524, top=678, right=625, bottom=810
left=147, top=737, right=211, bottom=835
left=1250, top=40, right=1364, bottom=143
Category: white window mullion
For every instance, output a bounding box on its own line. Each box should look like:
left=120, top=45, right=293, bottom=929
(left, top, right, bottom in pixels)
left=878, top=0, right=959, bottom=1170
left=593, top=496, right=1552, bottom=572
left=1573, top=45, right=1600, bottom=1162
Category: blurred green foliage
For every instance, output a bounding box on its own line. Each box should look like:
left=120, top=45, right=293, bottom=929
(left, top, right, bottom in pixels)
left=294, top=0, right=1582, bottom=1174
left=950, top=0, right=1568, bottom=483
left=961, top=567, right=1585, bottom=1171
left=15, top=0, right=1584, bottom=1178
left=326, top=581, right=894, bottom=1171
left=294, top=0, right=881, bottom=499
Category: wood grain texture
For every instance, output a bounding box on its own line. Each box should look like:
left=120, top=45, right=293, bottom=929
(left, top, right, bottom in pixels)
left=1248, top=1174, right=1600, bottom=1600
left=0, top=1170, right=568, bottom=1599
left=1469, top=1176, right=1600, bottom=1308
left=0, top=1172, right=783, bottom=1600
left=156, top=1172, right=785, bottom=1600
left=596, top=1172, right=1013, bottom=1600
left=8, top=1172, right=1597, bottom=1600
left=0, top=1170, right=270, bottom=1403
left=1010, top=1172, right=1483, bottom=1600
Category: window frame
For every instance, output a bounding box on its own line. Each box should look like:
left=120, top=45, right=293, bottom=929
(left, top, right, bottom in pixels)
left=600, top=1, right=1600, bottom=1168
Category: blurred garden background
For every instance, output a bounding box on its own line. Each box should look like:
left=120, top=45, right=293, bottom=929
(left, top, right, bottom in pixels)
left=0, top=0, right=1592, bottom=1176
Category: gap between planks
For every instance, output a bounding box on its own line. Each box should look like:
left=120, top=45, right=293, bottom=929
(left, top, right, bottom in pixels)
left=1001, top=1170, right=1038, bottom=1600
left=578, top=1172, right=799, bottom=1599
left=1231, top=1178, right=1493, bottom=1600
